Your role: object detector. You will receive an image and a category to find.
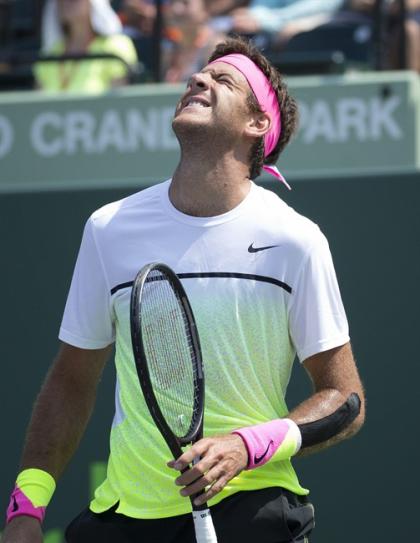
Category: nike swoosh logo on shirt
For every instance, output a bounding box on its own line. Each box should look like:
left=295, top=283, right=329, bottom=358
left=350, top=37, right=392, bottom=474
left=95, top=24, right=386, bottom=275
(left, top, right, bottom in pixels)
left=248, top=243, right=279, bottom=253
left=254, top=440, right=274, bottom=464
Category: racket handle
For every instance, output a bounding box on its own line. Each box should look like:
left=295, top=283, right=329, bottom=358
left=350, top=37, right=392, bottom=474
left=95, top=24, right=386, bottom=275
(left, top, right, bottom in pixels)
left=192, top=508, right=218, bottom=543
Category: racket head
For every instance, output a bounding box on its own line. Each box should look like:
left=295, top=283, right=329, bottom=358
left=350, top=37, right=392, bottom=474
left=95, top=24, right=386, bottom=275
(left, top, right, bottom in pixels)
left=130, top=262, right=205, bottom=452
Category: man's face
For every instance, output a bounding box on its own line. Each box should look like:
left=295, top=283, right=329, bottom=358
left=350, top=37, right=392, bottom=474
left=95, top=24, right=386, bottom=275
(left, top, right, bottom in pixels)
left=172, top=61, right=254, bottom=143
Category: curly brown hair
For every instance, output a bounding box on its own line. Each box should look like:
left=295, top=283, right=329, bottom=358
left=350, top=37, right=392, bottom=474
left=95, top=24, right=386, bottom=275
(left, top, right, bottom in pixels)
left=208, top=37, right=298, bottom=180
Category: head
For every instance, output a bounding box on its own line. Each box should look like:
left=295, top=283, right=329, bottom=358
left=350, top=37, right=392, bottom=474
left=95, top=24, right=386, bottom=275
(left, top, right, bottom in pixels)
left=173, top=37, right=298, bottom=179
left=208, top=37, right=298, bottom=180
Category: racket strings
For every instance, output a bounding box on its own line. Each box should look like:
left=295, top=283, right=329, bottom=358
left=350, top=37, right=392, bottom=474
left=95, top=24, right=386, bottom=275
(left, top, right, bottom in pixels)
left=141, top=270, right=201, bottom=439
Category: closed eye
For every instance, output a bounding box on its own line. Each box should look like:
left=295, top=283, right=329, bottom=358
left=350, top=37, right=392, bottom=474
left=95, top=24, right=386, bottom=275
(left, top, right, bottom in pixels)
left=216, top=76, right=235, bottom=88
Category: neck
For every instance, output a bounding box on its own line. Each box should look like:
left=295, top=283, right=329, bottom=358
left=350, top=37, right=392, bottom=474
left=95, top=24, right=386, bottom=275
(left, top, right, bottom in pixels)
left=169, top=141, right=252, bottom=217
left=64, top=23, right=95, bottom=53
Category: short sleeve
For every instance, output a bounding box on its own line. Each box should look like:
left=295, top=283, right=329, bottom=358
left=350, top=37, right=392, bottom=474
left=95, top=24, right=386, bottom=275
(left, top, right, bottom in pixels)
left=59, top=218, right=115, bottom=349
left=102, top=34, right=138, bottom=81
left=288, top=231, right=350, bottom=362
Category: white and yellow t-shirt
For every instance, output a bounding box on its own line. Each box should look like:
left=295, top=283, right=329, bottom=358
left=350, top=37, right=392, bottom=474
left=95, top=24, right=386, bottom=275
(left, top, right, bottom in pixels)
left=59, top=179, right=349, bottom=519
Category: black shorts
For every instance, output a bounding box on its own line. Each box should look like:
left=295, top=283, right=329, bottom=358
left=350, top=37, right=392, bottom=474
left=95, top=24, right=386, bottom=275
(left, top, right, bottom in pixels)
left=65, top=487, right=315, bottom=543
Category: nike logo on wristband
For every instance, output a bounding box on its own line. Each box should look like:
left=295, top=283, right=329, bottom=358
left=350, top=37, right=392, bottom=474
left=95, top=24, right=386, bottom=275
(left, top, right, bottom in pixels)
left=12, top=495, right=19, bottom=512
left=253, top=440, right=274, bottom=464
left=248, top=243, right=279, bottom=253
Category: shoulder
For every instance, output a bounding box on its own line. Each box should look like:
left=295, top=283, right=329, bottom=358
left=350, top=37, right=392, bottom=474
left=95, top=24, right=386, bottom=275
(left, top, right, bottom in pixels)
left=254, top=183, right=327, bottom=254
left=89, top=180, right=169, bottom=231
left=95, top=34, right=138, bottom=62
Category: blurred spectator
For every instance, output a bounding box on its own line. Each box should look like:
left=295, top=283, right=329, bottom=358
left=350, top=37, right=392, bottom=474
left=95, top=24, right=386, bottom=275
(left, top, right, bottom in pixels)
left=119, top=0, right=157, bottom=36
left=196, top=0, right=345, bottom=49
left=120, top=0, right=386, bottom=82
left=234, top=0, right=344, bottom=32
left=117, top=0, right=157, bottom=77
left=34, top=0, right=138, bottom=92
left=212, top=0, right=346, bottom=50
left=344, top=0, right=420, bottom=72
left=118, top=0, right=246, bottom=82
left=394, top=0, right=420, bottom=72
left=163, top=0, right=224, bottom=82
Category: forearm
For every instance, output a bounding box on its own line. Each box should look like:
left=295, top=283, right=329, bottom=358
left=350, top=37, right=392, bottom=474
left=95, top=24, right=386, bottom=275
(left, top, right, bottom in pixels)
left=21, top=369, right=96, bottom=479
left=3, top=347, right=109, bottom=538
left=20, top=344, right=110, bottom=481
left=289, top=387, right=365, bottom=456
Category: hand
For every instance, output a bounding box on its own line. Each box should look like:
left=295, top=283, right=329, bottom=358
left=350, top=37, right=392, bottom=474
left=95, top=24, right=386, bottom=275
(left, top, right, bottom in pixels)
left=1, top=516, right=43, bottom=543
left=167, top=434, right=248, bottom=506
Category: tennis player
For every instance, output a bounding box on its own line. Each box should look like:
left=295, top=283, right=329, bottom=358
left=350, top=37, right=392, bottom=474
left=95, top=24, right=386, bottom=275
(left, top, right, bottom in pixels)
left=2, top=37, right=365, bottom=543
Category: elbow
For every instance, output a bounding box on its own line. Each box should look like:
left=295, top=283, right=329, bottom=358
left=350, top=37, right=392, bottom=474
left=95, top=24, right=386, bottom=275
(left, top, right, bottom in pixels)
left=346, top=389, right=366, bottom=438
left=348, top=412, right=365, bottom=438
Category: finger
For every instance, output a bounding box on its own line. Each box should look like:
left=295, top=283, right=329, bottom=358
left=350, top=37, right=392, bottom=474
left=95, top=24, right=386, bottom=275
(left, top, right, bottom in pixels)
left=193, top=474, right=231, bottom=506
left=167, top=439, right=211, bottom=471
left=179, top=465, right=226, bottom=498
left=175, top=455, right=218, bottom=487
left=179, top=475, right=211, bottom=498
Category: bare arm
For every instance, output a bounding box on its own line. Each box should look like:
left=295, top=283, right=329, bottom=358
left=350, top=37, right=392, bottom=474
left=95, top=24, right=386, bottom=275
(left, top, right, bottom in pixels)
left=289, top=342, right=365, bottom=456
left=1, top=343, right=112, bottom=542
left=20, top=342, right=112, bottom=478
left=170, top=342, right=365, bottom=506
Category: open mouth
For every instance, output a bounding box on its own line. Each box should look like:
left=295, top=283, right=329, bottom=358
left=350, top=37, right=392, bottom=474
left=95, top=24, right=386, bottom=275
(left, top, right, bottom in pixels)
left=182, top=97, right=211, bottom=110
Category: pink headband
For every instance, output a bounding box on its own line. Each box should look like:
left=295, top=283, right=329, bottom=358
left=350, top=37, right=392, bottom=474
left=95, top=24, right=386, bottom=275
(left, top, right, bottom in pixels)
left=209, top=53, right=290, bottom=189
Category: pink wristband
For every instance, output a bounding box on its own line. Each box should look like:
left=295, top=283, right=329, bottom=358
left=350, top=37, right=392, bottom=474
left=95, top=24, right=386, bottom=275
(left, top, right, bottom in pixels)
left=233, top=418, right=302, bottom=470
left=6, top=485, right=46, bottom=524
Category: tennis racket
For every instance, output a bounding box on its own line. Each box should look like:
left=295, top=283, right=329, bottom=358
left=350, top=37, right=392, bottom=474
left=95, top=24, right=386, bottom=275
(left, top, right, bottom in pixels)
left=130, top=262, right=218, bottom=543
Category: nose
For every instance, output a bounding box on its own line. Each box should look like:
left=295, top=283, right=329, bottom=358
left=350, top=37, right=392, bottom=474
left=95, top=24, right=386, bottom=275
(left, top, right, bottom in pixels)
left=188, top=71, right=210, bottom=91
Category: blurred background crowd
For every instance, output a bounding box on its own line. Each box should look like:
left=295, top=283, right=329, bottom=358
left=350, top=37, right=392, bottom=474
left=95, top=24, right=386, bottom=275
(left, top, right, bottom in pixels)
left=0, top=0, right=419, bottom=93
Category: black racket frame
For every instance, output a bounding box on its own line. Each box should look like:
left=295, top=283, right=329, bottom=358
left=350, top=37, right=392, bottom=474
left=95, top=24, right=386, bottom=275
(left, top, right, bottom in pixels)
left=130, top=262, right=205, bottom=462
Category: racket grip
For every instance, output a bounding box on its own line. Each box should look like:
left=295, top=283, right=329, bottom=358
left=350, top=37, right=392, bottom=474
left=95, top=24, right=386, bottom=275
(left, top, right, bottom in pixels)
left=192, top=508, right=218, bottom=543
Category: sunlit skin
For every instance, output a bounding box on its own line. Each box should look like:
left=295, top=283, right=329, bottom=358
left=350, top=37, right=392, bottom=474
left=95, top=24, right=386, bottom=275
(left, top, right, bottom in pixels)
left=173, top=62, right=267, bottom=134
left=170, top=61, right=271, bottom=218
left=174, top=64, right=264, bottom=143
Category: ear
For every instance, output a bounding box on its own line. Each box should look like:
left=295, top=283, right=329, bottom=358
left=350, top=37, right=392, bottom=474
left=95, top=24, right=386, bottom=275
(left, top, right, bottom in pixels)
left=244, top=111, right=271, bottom=140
